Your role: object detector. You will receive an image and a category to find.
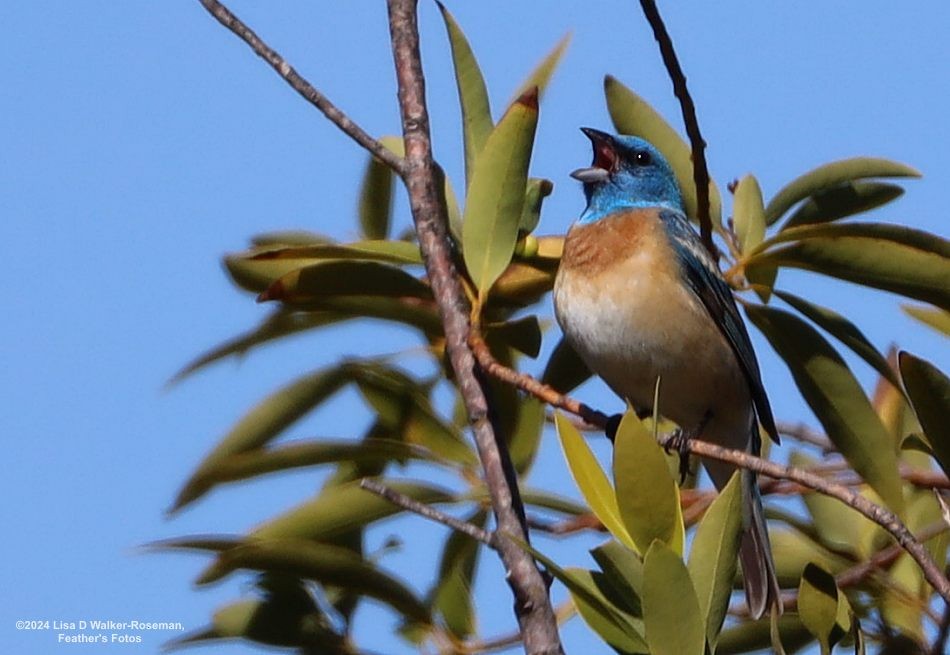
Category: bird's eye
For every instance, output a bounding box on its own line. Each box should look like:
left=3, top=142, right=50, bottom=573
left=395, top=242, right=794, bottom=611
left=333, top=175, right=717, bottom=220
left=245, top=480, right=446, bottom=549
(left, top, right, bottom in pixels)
left=634, top=150, right=652, bottom=166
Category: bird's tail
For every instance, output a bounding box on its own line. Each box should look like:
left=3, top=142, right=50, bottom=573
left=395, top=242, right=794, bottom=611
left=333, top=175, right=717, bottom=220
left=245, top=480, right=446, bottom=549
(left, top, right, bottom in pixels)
left=739, top=469, right=782, bottom=620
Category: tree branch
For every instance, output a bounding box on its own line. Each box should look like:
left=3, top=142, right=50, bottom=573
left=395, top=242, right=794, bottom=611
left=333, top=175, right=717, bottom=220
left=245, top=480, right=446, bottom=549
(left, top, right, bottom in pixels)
left=471, top=339, right=950, bottom=604
left=637, top=0, right=716, bottom=259
left=360, top=478, right=494, bottom=545
left=385, top=2, right=563, bottom=653
left=196, top=0, right=405, bottom=175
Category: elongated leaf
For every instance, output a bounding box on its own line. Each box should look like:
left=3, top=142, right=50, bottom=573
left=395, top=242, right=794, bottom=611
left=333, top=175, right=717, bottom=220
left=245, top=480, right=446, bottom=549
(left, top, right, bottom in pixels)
left=768, top=529, right=850, bottom=587
left=613, top=411, right=683, bottom=555
left=783, top=181, right=904, bottom=229
left=191, top=439, right=442, bottom=488
left=519, top=177, right=554, bottom=234
left=519, top=488, right=589, bottom=516
left=774, top=289, right=903, bottom=390
left=733, top=175, right=766, bottom=254
left=747, top=223, right=950, bottom=309
left=488, top=261, right=557, bottom=308
left=605, top=75, right=722, bottom=227
left=790, top=452, right=885, bottom=559
left=252, top=479, right=455, bottom=541
left=880, top=551, right=925, bottom=641
left=542, top=337, right=592, bottom=393
left=798, top=563, right=839, bottom=654
left=902, top=305, right=950, bottom=337
left=687, top=472, right=743, bottom=649
left=358, top=153, right=395, bottom=240
left=170, top=311, right=346, bottom=385
left=196, top=540, right=430, bottom=625
left=746, top=305, right=903, bottom=512
left=462, top=89, right=540, bottom=298
left=555, top=413, right=637, bottom=551
left=642, top=541, right=705, bottom=655
left=485, top=316, right=542, bottom=358
left=716, top=615, right=812, bottom=655
left=899, top=352, right=950, bottom=476
left=590, top=540, right=643, bottom=616
left=249, top=241, right=423, bottom=266
left=258, top=261, right=431, bottom=304
left=429, top=509, right=487, bottom=638
left=510, top=33, right=571, bottom=102
left=172, top=367, right=349, bottom=512
left=765, top=157, right=920, bottom=225
left=353, top=363, right=476, bottom=465
left=508, top=396, right=546, bottom=475
left=437, top=2, right=492, bottom=186
left=519, top=543, right=647, bottom=653
left=250, top=231, right=332, bottom=247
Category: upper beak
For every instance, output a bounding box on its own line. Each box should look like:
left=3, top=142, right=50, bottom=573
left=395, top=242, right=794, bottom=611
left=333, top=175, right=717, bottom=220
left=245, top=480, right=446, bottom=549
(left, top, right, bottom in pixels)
left=570, top=127, right=617, bottom=183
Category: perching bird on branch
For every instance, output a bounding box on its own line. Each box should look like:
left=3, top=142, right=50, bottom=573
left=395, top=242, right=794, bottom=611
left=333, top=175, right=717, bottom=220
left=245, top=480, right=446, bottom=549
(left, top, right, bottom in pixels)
left=553, top=128, right=782, bottom=619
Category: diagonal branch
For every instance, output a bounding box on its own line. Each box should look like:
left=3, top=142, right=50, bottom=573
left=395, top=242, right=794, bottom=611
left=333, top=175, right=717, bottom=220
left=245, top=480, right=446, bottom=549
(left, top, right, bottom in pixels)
left=471, top=337, right=950, bottom=605
left=386, top=1, right=564, bottom=653
left=637, top=0, right=717, bottom=259
left=196, top=0, right=405, bottom=175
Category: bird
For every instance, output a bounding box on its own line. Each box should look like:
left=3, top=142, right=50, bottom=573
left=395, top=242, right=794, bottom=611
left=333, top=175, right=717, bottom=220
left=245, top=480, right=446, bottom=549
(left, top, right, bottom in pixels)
left=553, top=128, right=782, bottom=619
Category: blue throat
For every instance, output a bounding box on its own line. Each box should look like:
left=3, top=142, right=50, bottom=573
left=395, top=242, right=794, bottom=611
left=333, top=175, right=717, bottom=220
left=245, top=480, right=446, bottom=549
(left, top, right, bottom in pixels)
left=578, top=177, right=684, bottom=224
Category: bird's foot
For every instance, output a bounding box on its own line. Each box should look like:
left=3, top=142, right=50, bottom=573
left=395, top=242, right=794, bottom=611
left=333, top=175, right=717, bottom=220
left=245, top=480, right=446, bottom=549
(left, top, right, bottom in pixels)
left=665, top=428, right=695, bottom=485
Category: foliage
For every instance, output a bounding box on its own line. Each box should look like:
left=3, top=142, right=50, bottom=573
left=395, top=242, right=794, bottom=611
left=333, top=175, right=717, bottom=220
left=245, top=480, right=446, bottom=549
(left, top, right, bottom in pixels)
left=163, top=4, right=950, bottom=654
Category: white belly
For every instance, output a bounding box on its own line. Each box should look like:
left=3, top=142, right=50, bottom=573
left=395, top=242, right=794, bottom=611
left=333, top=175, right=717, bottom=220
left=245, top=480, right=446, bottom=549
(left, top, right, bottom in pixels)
left=554, top=250, right=751, bottom=442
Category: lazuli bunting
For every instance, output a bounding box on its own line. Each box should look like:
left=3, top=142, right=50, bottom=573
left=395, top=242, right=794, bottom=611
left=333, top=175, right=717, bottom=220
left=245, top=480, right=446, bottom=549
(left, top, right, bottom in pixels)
left=553, top=128, right=781, bottom=619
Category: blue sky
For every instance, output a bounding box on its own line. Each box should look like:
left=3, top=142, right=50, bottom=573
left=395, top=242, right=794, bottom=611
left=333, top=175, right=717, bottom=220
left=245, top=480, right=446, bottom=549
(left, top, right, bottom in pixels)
left=3, top=2, right=949, bottom=653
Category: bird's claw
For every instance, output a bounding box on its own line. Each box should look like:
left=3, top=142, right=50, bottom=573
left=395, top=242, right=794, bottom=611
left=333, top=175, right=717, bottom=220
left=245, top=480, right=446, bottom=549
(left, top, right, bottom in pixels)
left=665, top=428, right=694, bottom=484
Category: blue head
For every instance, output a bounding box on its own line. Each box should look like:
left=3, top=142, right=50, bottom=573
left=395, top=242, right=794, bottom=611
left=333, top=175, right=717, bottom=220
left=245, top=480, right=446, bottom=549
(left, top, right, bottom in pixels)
left=572, top=128, right=684, bottom=224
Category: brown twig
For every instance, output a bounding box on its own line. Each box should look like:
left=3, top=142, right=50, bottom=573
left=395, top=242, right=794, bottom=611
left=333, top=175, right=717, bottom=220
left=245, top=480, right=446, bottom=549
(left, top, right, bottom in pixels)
left=637, top=0, right=716, bottom=258
left=776, top=420, right=835, bottom=452
left=360, top=478, right=494, bottom=545
left=471, top=339, right=950, bottom=604
left=386, top=1, right=563, bottom=653
left=196, top=0, right=405, bottom=175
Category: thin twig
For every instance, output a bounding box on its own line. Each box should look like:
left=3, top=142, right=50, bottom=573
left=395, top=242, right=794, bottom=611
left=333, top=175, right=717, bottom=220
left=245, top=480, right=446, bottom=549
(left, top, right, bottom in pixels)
left=360, top=478, right=495, bottom=545
left=385, top=1, right=563, bottom=653
left=776, top=420, right=835, bottom=452
left=471, top=340, right=950, bottom=604
left=637, top=0, right=716, bottom=258
left=196, top=0, right=405, bottom=175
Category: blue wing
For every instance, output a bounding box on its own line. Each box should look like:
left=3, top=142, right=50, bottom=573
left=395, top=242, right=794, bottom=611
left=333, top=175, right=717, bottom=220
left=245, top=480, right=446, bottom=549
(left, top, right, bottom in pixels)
left=658, top=209, right=779, bottom=449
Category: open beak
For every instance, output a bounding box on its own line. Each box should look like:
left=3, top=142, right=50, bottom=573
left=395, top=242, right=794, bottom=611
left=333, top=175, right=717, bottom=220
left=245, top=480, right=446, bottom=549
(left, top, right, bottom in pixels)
left=570, top=127, right=617, bottom=183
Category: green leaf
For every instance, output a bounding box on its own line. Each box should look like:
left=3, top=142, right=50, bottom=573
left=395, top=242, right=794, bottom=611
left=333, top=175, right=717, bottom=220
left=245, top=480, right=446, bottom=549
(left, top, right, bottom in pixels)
left=462, top=89, right=540, bottom=298
left=170, top=310, right=347, bottom=385
left=171, top=366, right=349, bottom=512
left=774, top=289, right=903, bottom=391
left=745, top=305, right=904, bottom=512
left=437, top=2, right=492, bottom=186
left=642, top=541, right=705, bottom=655
left=764, top=157, right=920, bottom=225
left=613, top=411, right=683, bottom=555
left=510, top=33, right=571, bottom=102
left=880, top=552, right=925, bottom=642
left=768, top=529, right=850, bottom=587
left=687, top=472, right=743, bottom=649
left=358, top=151, right=395, bottom=240
left=899, top=352, right=950, bottom=477
left=790, top=452, right=885, bottom=560
left=517, top=542, right=647, bottom=653
left=186, top=439, right=443, bottom=489
left=485, top=316, right=543, bottom=358
left=196, top=539, right=431, bottom=625
left=902, top=304, right=950, bottom=337
left=252, top=479, right=456, bottom=541
left=429, top=509, right=487, bottom=638
left=249, top=230, right=332, bottom=247
left=605, top=75, right=722, bottom=228
left=508, top=396, right=546, bottom=476
left=590, top=540, right=643, bottom=616
left=555, top=413, right=637, bottom=551
left=519, top=488, right=589, bottom=516
left=798, top=563, right=839, bottom=655
left=746, top=223, right=950, bottom=310
left=353, top=363, right=476, bottom=466
left=258, top=261, right=431, bottom=305
left=249, top=241, right=424, bottom=266
left=716, top=615, right=813, bottom=655
left=541, top=337, right=592, bottom=393
left=733, top=175, right=766, bottom=254
left=519, top=177, right=554, bottom=235
left=782, top=181, right=904, bottom=229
